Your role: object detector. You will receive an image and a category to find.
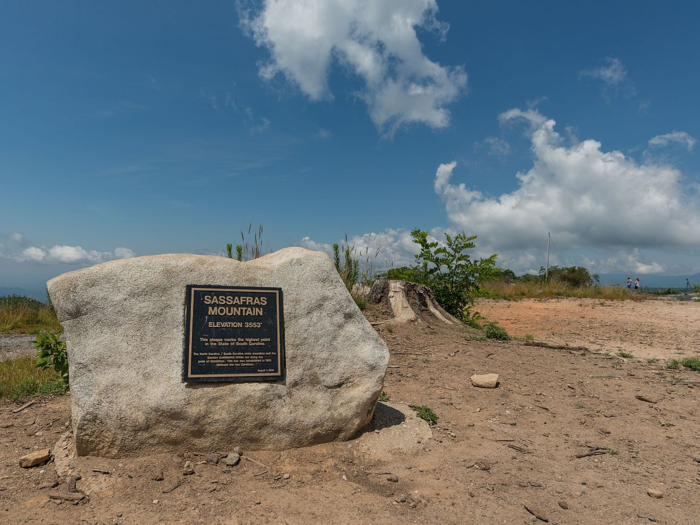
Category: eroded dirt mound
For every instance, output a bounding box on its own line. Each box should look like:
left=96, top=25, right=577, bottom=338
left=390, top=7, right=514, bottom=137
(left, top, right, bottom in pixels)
left=2, top=302, right=699, bottom=524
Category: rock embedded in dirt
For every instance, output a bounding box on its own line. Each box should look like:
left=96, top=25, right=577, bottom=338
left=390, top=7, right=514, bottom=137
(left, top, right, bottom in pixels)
left=205, top=453, right=219, bottom=465
left=470, top=374, right=500, bottom=388
left=386, top=474, right=399, bottom=482
left=636, top=395, right=657, bottom=404
left=523, top=503, right=549, bottom=522
left=647, top=488, right=663, bottom=499
left=19, top=449, right=51, bottom=468
left=47, top=248, right=389, bottom=457
left=224, top=452, right=241, bottom=467
left=558, top=500, right=569, bottom=510
left=183, top=461, right=195, bottom=476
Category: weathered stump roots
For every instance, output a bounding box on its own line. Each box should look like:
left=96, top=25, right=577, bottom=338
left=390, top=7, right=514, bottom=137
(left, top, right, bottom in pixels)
left=369, top=280, right=458, bottom=326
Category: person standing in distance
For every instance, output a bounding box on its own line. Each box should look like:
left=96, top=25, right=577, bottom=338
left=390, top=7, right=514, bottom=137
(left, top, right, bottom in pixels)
left=634, top=278, right=640, bottom=292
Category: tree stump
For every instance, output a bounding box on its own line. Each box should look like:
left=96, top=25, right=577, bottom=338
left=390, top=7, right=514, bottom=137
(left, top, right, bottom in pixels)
left=369, top=280, right=458, bottom=326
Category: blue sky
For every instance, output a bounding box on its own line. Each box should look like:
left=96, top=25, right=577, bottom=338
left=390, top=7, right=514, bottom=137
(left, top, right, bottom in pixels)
left=1, top=0, right=699, bottom=290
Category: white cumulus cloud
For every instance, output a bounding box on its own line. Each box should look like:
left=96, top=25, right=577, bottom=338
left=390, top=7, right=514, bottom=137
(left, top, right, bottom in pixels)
left=22, top=247, right=47, bottom=262
left=301, top=228, right=422, bottom=270
left=434, top=108, right=700, bottom=255
left=9, top=232, right=25, bottom=243
left=241, top=0, right=466, bottom=135
left=648, top=131, right=696, bottom=151
left=5, top=237, right=137, bottom=265
left=114, top=247, right=136, bottom=259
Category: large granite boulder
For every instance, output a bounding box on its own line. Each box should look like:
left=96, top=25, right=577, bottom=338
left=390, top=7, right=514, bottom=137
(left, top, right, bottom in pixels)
left=47, top=248, right=389, bottom=457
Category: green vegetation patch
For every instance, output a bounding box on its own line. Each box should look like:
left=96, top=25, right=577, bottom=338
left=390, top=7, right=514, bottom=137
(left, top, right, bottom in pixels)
left=0, top=356, right=67, bottom=401
left=409, top=404, right=439, bottom=425
left=666, top=358, right=700, bottom=371
left=484, top=321, right=510, bottom=341
left=0, top=295, right=61, bottom=335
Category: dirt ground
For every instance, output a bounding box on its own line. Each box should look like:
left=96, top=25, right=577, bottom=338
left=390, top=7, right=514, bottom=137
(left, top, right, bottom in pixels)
left=2, top=299, right=700, bottom=524
left=476, top=297, right=700, bottom=361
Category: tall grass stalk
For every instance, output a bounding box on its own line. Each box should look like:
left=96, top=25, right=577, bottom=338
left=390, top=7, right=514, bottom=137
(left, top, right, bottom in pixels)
left=225, top=224, right=267, bottom=261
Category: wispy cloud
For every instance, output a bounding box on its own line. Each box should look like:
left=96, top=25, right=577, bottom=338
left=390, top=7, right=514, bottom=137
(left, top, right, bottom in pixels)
left=91, top=101, right=148, bottom=118
left=580, top=57, right=636, bottom=99
left=649, top=131, right=696, bottom=151
left=474, top=136, right=511, bottom=157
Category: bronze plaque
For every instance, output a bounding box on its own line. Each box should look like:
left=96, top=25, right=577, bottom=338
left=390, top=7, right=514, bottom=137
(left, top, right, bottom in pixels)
left=183, top=285, right=285, bottom=382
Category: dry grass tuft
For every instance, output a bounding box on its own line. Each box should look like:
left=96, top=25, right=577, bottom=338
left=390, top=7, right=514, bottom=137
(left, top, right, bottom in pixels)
left=481, top=281, right=646, bottom=301
left=0, top=356, right=67, bottom=401
left=0, top=296, right=61, bottom=334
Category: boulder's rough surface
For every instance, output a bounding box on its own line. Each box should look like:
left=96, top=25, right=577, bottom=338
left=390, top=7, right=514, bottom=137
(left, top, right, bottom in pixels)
left=470, top=373, right=500, bottom=388
left=48, top=248, right=389, bottom=457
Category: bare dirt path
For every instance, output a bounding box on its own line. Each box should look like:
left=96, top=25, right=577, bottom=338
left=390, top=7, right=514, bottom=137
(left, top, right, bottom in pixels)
left=2, top=303, right=699, bottom=524
left=476, top=297, right=700, bottom=361
left=0, top=335, right=36, bottom=361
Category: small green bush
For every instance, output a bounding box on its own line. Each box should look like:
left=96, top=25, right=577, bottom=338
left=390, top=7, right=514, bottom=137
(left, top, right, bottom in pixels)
left=680, top=357, right=700, bottom=371
left=410, top=229, right=497, bottom=323
left=35, top=331, right=69, bottom=387
left=666, top=359, right=681, bottom=370
left=378, top=391, right=389, bottom=402
left=617, top=350, right=634, bottom=359
left=484, top=321, right=510, bottom=341
left=352, top=294, right=369, bottom=310
left=409, top=404, right=438, bottom=425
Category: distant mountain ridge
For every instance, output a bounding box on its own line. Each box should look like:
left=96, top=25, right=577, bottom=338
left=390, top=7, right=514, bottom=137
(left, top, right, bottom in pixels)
left=0, top=287, right=47, bottom=302
left=598, top=273, right=700, bottom=289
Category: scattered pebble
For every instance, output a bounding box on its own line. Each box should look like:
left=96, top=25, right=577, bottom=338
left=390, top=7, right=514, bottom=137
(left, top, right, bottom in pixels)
left=183, top=461, right=195, bottom=476
left=386, top=474, right=399, bottom=482
left=224, top=452, right=241, bottom=467
left=647, top=488, right=663, bottom=499
left=471, top=374, right=500, bottom=388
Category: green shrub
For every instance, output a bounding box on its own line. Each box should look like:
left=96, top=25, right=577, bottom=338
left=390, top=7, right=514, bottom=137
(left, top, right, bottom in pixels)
left=409, top=404, right=438, bottom=425
left=410, top=229, right=497, bottom=322
left=680, top=357, right=700, bottom=371
left=378, top=391, right=389, bottom=402
left=540, top=265, right=594, bottom=287
left=484, top=321, right=510, bottom=341
left=375, top=266, right=425, bottom=283
left=333, top=241, right=360, bottom=292
left=666, top=359, right=681, bottom=370
left=35, top=331, right=69, bottom=388
left=352, top=294, right=369, bottom=310
left=617, top=350, right=634, bottom=359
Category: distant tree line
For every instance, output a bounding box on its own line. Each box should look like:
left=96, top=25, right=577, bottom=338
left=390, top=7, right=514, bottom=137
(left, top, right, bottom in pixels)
left=491, top=265, right=599, bottom=288
left=383, top=264, right=599, bottom=289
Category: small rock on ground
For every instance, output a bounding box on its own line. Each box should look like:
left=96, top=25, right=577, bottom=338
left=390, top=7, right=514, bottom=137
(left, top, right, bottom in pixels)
left=19, top=449, right=51, bottom=468
left=471, top=374, right=500, bottom=388
left=647, top=488, right=663, bottom=499
left=224, top=452, right=241, bottom=467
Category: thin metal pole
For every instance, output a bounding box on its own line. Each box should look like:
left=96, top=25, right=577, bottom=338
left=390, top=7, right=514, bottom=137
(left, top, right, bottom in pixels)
left=545, top=233, right=550, bottom=281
